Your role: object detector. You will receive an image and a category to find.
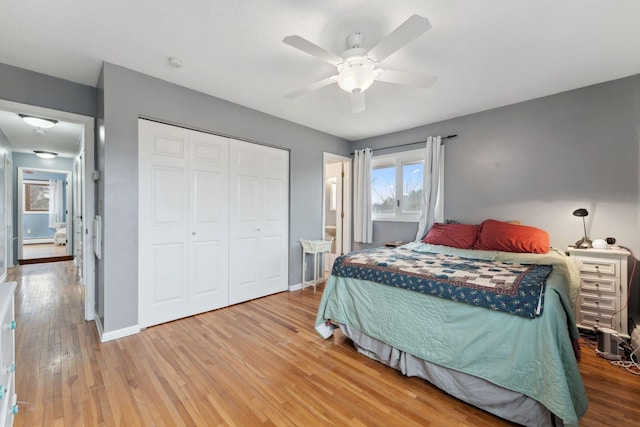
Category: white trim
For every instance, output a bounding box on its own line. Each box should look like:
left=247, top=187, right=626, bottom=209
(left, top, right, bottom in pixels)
left=94, top=315, right=103, bottom=338
left=95, top=315, right=140, bottom=342
left=289, top=283, right=303, bottom=292
left=322, top=152, right=352, bottom=268
left=23, top=238, right=54, bottom=244
left=17, top=167, right=72, bottom=261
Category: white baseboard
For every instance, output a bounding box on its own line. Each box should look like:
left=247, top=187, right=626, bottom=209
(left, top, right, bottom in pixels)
left=24, top=238, right=54, bottom=244
left=95, top=315, right=141, bottom=342
left=289, top=283, right=303, bottom=291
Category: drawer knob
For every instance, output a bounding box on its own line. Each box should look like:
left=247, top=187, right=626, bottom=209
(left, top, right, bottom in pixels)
left=12, top=404, right=18, bottom=415
left=9, top=320, right=15, bottom=330
left=0, top=386, right=4, bottom=399
left=9, top=363, right=15, bottom=373
left=595, top=301, right=600, bottom=305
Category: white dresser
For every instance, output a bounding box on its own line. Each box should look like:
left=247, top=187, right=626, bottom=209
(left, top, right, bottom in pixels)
left=567, top=248, right=630, bottom=338
left=0, top=282, right=17, bottom=426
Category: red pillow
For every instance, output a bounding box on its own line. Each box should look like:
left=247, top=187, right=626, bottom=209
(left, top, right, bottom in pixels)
left=423, top=223, right=480, bottom=249
left=474, top=219, right=550, bottom=254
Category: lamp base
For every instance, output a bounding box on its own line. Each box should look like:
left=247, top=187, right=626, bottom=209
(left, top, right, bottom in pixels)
left=574, top=238, right=593, bottom=249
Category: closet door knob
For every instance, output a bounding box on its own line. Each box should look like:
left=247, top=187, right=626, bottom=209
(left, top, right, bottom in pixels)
left=9, top=320, right=15, bottom=330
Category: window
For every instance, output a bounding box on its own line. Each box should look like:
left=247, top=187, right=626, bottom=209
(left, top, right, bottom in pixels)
left=371, top=149, right=424, bottom=221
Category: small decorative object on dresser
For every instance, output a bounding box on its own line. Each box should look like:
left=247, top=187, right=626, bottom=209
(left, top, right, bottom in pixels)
left=567, top=247, right=631, bottom=338
left=0, top=282, right=18, bottom=426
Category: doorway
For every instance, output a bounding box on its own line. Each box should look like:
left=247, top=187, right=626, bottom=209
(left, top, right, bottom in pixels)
left=17, top=167, right=73, bottom=263
left=0, top=99, right=96, bottom=321
left=322, top=153, right=352, bottom=274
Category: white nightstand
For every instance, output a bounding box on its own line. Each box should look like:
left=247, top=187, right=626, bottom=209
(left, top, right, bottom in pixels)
left=300, top=239, right=333, bottom=292
left=567, top=247, right=631, bottom=338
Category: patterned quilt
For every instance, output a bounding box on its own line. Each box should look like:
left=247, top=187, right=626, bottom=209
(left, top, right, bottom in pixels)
left=331, top=247, right=553, bottom=318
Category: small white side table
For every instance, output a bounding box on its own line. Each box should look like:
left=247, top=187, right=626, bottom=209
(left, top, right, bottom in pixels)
left=300, top=239, right=332, bottom=292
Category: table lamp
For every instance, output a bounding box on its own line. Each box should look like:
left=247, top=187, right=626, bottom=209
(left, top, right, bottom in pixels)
left=573, top=208, right=592, bottom=248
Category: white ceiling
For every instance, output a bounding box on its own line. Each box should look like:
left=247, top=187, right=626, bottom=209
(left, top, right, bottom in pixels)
left=0, top=0, right=639, bottom=150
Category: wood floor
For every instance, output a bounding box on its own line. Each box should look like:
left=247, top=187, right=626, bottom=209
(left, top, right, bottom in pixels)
left=7, top=262, right=640, bottom=426
left=21, top=243, right=67, bottom=259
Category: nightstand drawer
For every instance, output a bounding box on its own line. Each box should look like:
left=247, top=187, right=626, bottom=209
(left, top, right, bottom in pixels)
left=579, top=310, right=616, bottom=330
left=580, top=294, right=616, bottom=312
left=580, top=277, right=617, bottom=294
left=576, top=257, right=617, bottom=276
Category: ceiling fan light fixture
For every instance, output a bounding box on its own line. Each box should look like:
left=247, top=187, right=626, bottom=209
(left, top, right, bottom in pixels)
left=34, top=150, right=58, bottom=159
left=337, top=63, right=376, bottom=94
left=19, top=114, right=58, bottom=129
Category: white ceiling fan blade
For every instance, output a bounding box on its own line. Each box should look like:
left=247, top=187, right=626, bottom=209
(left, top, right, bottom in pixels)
left=285, top=75, right=338, bottom=99
left=376, top=69, right=437, bottom=88
left=366, top=15, right=432, bottom=63
left=283, top=35, right=344, bottom=66
left=351, top=92, right=365, bottom=113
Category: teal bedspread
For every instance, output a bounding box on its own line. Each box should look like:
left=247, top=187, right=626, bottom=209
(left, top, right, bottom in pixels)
left=315, top=243, right=587, bottom=426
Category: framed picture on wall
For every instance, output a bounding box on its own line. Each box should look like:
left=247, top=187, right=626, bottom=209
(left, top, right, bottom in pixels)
left=24, top=182, right=49, bottom=212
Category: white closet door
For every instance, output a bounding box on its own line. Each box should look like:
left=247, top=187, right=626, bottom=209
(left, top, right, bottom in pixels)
left=229, top=140, right=289, bottom=304
left=187, top=131, right=230, bottom=315
left=139, top=120, right=229, bottom=327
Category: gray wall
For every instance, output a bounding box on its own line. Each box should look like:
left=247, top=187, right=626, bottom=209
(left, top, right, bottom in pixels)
left=98, top=63, right=349, bottom=333
left=353, top=75, right=640, bottom=254
left=353, top=75, right=640, bottom=313
left=0, top=63, right=96, bottom=117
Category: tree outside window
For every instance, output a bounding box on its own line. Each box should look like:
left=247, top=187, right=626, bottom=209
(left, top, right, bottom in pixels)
left=371, top=149, right=424, bottom=222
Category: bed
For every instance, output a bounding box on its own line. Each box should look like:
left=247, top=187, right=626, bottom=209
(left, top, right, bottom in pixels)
left=315, top=220, right=588, bottom=427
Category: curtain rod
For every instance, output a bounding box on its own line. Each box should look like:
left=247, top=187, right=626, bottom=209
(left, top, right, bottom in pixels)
left=350, top=134, right=457, bottom=155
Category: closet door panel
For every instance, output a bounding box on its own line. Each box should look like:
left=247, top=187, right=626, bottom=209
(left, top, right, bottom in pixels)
left=260, top=149, right=289, bottom=293
left=139, top=120, right=191, bottom=326
left=152, top=166, right=186, bottom=225
left=191, top=240, right=224, bottom=295
left=140, top=120, right=229, bottom=327
left=188, top=132, right=229, bottom=313
left=151, top=243, right=186, bottom=303
left=264, top=235, right=286, bottom=280
left=230, top=140, right=288, bottom=304
left=233, top=237, right=259, bottom=286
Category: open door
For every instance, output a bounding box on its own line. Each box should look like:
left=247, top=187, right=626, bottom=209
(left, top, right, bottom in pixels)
left=323, top=153, right=352, bottom=274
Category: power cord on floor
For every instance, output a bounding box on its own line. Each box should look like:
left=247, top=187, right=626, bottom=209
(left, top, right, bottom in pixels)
left=606, top=338, right=640, bottom=375
left=580, top=331, right=640, bottom=374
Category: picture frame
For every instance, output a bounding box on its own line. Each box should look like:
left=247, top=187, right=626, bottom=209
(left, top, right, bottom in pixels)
left=24, top=182, right=50, bottom=212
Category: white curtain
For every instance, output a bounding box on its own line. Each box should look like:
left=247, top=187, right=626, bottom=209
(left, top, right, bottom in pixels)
left=48, top=179, right=64, bottom=228
left=353, top=148, right=373, bottom=244
left=415, top=136, right=444, bottom=240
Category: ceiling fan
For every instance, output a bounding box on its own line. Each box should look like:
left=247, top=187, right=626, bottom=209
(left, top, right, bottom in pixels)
left=283, top=15, right=437, bottom=113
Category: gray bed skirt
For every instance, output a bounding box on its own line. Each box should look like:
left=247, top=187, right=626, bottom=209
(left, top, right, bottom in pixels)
left=339, top=323, right=563, bottom=427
